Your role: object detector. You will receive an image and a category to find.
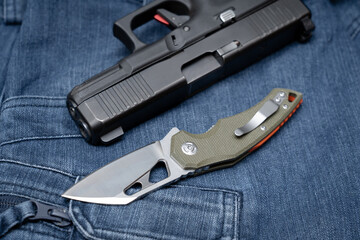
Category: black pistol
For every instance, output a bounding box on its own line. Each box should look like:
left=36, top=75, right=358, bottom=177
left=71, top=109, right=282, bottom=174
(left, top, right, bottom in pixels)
left=67, top=0, right=314, bottom=145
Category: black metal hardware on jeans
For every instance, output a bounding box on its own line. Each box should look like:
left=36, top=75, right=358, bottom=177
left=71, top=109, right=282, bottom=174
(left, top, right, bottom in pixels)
left=29, top=201, right=72, bottom=227
left=67, top=0, right=315, bottom=145
left=0, top=195, right=71, bottom=227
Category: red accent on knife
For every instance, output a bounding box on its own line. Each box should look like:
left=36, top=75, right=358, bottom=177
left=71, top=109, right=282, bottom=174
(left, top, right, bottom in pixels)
left=248, top=98, right=303, bottom=153
left=154, top=14, right=169, bottom=25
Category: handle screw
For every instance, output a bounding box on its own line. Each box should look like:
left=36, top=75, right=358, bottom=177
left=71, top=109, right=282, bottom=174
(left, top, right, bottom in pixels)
left=182, top=142, right=197, bottom=155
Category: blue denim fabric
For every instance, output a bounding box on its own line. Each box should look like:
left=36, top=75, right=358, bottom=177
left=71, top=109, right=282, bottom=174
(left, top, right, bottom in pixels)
left=0, top=0, right=360, bottom=239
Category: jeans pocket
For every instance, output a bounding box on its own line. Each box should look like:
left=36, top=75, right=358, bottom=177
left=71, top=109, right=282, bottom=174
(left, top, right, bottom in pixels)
left=69, top=185, right=241, bottom=240
left=0, top=161, right=74, bottom=239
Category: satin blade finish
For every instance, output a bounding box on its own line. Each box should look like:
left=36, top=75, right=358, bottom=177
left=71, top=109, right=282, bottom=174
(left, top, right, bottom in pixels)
left=62, top=128, right=194, bottom=205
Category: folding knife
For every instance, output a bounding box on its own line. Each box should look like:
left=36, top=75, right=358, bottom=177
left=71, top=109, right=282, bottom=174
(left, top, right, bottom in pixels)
left=62, top=88, right=303, bottom=205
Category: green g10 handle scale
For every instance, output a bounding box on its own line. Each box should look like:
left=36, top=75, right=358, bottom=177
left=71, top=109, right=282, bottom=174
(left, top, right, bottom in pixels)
left=63, top=88, right=303, bottom=205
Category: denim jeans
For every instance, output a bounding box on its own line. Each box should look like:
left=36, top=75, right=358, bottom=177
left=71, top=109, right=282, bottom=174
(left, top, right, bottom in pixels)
left=0, top=0, right=359, bottom=239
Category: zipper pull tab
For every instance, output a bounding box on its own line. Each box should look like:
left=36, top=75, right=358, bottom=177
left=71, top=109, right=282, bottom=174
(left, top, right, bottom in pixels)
left=28, top=201, right=71, bottom=227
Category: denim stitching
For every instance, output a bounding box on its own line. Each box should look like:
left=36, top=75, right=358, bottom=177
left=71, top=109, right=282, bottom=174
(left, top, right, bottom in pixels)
left=348, top=15, right=360, bottom=40
left=0, top=193, right=66, bottom=210
left=347, top=16, right=359, bottom=30
left=68, top=224, right=76, bottom=240
left=0, top=135, right=82, bottom=146
left=2, top=95, right=66, bottom=105
left=220, top=191, right=227, bottom=239
left=73, top=205, right=233, bottom=240
left=234, top=192, right=241, bottom=240
left=13, top=0, right=16, bottom=22
left=70, top=203, right=190, bottom=240
left=69, top=198, right=172, bottom=240
left=0, top=183, right=69, bottom=199
left=1, top=104, right=66, bottom=113
left=174, top=184, right=242, bottom=197
left=221, top=192, right=236, bottom=240
left=11, top=228, right=67, bottom=239
left=177, top=185, right=242, bottom=240
left=68, top=199, right=103, bottom=240
left=37, top=221, right=72, bottom=233
left=1, top=209, right=35, bottom=237
left=69, top=184, right=242, bottom=240
left=352, top=28, right=360, bottom=39
left=3, top=0, right=6, bottom=22
left=0, top=158, right=76, bottom=178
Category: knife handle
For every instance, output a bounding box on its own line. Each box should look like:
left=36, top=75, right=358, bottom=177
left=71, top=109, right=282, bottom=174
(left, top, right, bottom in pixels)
left=170, top=88, right=303, bottom=170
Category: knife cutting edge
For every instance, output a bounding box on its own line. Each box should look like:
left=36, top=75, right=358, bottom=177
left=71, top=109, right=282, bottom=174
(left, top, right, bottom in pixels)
left=62, top=88, right=303, bottom=205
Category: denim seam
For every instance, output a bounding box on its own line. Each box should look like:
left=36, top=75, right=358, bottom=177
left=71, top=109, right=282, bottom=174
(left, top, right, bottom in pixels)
left=174, top=184, right=242, bottom=197
left=0, top=158, right=76, bottom=178
left=69, top=183, right=241, bottom=240
left=176, top=185, right=242, bottom=240
left=3, top=0, right=6, bottom=21
left=37, top=221, right=72, bottom=234
left=2, top=95, right=66, bottom=105
left=68, top=225, right=76, bottom=240
left=68, top=199, right=106, bottom=240
left=10, top=228, right=67, bottom=239
left=347, top=15, right=359, bottom=30
left=72, top=208, right=232, bottom=240
left=236, top=191, right=243, bottom=239
left=350, top=16, right=360, bottom=39
left=221, top=192, right=239, bottom=240
left=71, top=205, right=199, bottom=240
left=234, top=192, right=241, bottom=240
left=69, top=200, right=183, bottom=240
left=2, top=210, right=34, bottom=237
left=1, top=104, right=66, bottom=113
left=220, top=192, right=227, bottom=239
left=0, top=135, right=82, bottom=147
left=0, top=183, right=67, bottom=200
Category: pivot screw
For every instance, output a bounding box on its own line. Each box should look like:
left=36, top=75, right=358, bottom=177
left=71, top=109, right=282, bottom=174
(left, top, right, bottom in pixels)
left=181, top=142, right=197, bottom=155
left=279, top=92, right=286, bottom=97
left=260, top=126, right=266, bottom=131
left=283, top=104, right=289, bottom=110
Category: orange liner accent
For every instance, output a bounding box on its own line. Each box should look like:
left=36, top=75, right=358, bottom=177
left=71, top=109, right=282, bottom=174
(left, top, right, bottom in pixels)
left=248, top=98, right=303, bottom=153
left=288, top=95, right=296, bottom=102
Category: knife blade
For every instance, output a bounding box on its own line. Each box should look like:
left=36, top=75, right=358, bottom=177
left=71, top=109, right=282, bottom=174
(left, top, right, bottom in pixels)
left=62, top=88, right=303, bottom=205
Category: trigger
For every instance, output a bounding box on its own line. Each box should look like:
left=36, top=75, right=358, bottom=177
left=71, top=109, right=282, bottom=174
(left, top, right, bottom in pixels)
left=155, top=9, right=190, bottom=28
left=154, top=14, right=170, bottom=26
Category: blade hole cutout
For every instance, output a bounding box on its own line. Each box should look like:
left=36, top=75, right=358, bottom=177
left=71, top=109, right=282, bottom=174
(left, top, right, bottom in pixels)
left=149, top=161, right=169, bottom=183
left=125, top=182, right=142, bottom=196
left=288, top=93, right=297, bottom=102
